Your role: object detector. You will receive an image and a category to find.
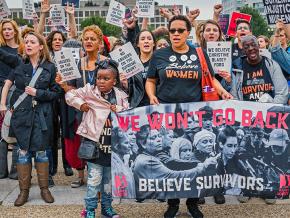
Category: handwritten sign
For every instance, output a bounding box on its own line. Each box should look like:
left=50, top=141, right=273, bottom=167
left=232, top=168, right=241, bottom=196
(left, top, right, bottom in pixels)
left=227, top=11, right=252, bottom=37
left=109, top=42, right=144, bottom=78
left=55, top=49, right=81, bottom=82
left=207, top=41, right=232, bottom=73
left=263, top=0, right=290, bottom=24
left=22, top=0, right=34, bottom=20
left=0, top=0, right=10, bottom=20
left=136, top=0, right=155, bottom=17
left=106, top=0, right=126, bottom=28
left=50, top=4, right=65, bottom=26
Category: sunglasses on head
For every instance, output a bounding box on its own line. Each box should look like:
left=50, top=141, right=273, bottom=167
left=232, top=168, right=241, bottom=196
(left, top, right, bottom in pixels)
left=169, top=28, right=187, bottom=34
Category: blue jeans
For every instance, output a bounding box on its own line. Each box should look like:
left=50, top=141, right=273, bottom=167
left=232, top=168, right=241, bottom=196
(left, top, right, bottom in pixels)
left=17, top=149, right=48, bottom=165
left=85, top=162, right=112, bottom=211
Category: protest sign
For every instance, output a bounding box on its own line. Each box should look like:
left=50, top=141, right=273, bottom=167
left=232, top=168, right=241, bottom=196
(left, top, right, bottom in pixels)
left=109, top=42, right=144, bottom=78
left=106, top=0, right=126, bottom=28
left=187, top=28, right=197, bottom=44
left=50, top=0, right=61, bottom=4
left=227, top=12, right=252, bottom=37
left=62, top=0, right=80, bottom=8
left=54, top=49, right=81, bottom=82
left=22, top=0, right=34, bottom=20
left=112, top=100, right=290, bottom=199
left=263, top=0, right=290, bottom=24
left=0, top=0, right=10, bottom=20
left=50, top=4, right=65, bottom=26
left=136, top=0, right=155, bottom=18
left=207, top=41, right=232, bottom=73
left=63, top=47, right=80, bottom=65
left=218, top=14, right=230, bottom=36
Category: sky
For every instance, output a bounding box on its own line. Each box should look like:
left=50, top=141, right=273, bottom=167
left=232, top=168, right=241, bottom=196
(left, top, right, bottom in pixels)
left=6, top=0, right=222, bottom=20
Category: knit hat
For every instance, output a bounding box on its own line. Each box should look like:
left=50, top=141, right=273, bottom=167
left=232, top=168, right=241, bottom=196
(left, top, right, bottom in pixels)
left=193, top=129, right=216, bottom=147
left=170, top=138, right=192, bottom=159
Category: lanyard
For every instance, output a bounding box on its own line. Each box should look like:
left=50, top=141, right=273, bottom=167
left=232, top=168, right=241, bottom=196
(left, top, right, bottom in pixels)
left=88, top=70, right=95, bottom=85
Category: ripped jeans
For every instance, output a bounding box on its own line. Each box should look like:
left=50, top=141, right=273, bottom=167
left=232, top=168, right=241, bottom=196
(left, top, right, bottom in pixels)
left=17, top=149, right=48, bottom=164
left=85, top=162, right=112, bottom=211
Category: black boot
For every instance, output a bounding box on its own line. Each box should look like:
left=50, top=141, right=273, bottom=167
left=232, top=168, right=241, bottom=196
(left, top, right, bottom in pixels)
left=8, top=145, right=18, bottom=180
left=187, top=203, right=203, bottom=218
left=0, top=140, right=8, bottom=179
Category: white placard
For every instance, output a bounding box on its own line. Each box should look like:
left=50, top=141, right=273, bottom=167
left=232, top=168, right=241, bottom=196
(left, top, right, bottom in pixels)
left=0, top=0, right=10, bottom=19
left=62, top=47, right=80, bottom=65
left=109, top=42, right=145, bottom=79
left=207, top=41, right=232, bottom=73
left=136, top=0, right=155, bottom=18
left=50, top=4, right=65, bottom=26
left=187, top=28, right=197, bottom=44
left=22, top=0, right=34, bottom=20
left=106, top=0, right=125, bottom=28
left=55, top=49, right=81, bottom=82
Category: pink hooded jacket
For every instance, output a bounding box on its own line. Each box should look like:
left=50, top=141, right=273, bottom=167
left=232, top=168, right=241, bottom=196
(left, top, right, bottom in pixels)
left=65, top=84, right=128, bottom=142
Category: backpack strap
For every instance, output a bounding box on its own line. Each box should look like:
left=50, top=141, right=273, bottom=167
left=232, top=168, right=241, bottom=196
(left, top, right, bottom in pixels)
left=196, top=47, right=210, bottom=76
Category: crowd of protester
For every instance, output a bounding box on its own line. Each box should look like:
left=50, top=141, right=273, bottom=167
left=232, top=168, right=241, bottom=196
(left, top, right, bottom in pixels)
left=0, top=1, right=289, bottom=218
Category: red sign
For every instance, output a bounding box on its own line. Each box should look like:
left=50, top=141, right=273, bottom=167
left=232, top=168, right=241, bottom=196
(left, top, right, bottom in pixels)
left=227, top=11, right=252, bottom=37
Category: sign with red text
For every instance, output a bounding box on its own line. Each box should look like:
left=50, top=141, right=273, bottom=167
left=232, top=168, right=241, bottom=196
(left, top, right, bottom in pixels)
left=136, top=0, right=155, bottom=17
left=22, top=0, right=34, bottom=20
left=263, top=0, right=290, bottom=24
left=106, top=0, right=126, bottom=27
left=112, top=100, right=290, bottom=199
left=207, top=41, right=232, bottom=73
left=109, top=42, right=144, bottom=79
left=227, top=12, right=252, bottom=37
left=0, top=0, right=10, bottom=20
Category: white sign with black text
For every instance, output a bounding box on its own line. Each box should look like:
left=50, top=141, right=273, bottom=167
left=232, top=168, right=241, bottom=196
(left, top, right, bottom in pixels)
left=110, top=42, right=144, bottom=79
left=0, top=0, right=10, bottom=20
left=55, top=49, right=81, bottom=82
left=106, top=0, right=125, bottom=27
left=136, top=0, right=155, bottom=17
left=22, top=0, right=34, bottom=20
left=50, top=4, right=65, bottom=26
left=207, top=41, right=232, bottom=74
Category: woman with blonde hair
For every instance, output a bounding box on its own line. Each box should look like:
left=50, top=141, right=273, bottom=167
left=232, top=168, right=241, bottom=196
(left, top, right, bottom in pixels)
left=0, top=31, right=61, bottom=206
left=0, top=19, right=22, bottom=180
left=56, top=25, right=107, bottom=189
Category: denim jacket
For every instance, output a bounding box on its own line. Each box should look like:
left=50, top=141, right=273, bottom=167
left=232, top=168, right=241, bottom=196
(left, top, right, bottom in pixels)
left=231, top=56, right=288, bottom=104
left=269, top=43, right=290, bottom=75
left=65, top=84, right=129, bottom=142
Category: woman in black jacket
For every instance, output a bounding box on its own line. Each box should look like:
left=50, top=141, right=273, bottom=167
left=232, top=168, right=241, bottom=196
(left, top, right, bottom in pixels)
left=0, top=31, right=61, bottom=206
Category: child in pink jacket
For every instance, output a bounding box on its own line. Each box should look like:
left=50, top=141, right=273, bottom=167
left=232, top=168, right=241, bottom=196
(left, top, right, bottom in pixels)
left=57, top=59, right=128, bottom=218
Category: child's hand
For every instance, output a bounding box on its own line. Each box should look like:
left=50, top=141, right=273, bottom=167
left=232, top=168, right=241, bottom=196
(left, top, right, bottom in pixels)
left=110, top=104, right=117, bottom=112
left=80, top=103, right=90, bottom=112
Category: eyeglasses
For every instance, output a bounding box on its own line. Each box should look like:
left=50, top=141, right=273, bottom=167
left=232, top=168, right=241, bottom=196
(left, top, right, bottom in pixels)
left=169, top=28, right=187, bottom=34
left=237, top=26, right=249, bottom=31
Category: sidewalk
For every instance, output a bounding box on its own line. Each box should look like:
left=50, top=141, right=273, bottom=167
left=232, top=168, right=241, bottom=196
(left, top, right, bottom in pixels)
left=0, top=151, right=290, bottom=217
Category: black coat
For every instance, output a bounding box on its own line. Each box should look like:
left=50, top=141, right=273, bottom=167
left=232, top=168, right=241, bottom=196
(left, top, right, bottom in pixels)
left=8, top=60, right=61, bottom=151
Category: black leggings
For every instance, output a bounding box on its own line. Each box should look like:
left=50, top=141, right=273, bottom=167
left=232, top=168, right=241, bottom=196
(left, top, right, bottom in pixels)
left=168, top=198, right=199, bottom=206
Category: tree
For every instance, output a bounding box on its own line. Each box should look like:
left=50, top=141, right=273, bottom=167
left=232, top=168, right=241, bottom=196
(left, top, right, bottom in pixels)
left=80, top=16, right=122, bottom=37
left=240, top=6, right=271, bottom=37
left=14, top=18, right=33, bottom=28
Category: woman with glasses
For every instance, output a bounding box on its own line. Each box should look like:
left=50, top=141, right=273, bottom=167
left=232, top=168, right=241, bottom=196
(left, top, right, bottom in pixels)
left=0, top=31, right=61, bottom=206
left=146, top=15, right=232, bottom=218
left=0, top=19, right=22, bottom=180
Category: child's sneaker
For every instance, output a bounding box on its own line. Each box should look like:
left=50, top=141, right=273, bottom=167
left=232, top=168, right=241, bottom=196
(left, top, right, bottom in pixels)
left=81, top=209, right=95, bottom=218
left=101, top=207, right=120, bottom=218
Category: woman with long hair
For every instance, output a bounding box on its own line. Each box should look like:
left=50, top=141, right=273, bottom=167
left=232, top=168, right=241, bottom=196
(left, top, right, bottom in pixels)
left=0, top=19, right=22, bottom=180
left=0, top=31, right=61, bottom=206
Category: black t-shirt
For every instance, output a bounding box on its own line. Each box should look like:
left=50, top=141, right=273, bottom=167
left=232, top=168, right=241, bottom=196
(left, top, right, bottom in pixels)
left=232, top=43, right=244, bottom=62
left=242, top=57, right=274, bottom=102
left=139, top=59, right=150, bottom=106
left=0, top=46, right=18, bottom=84
left=87, top=89, right=117, bottom=166
left=147, top=46, right=214, bottom=103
